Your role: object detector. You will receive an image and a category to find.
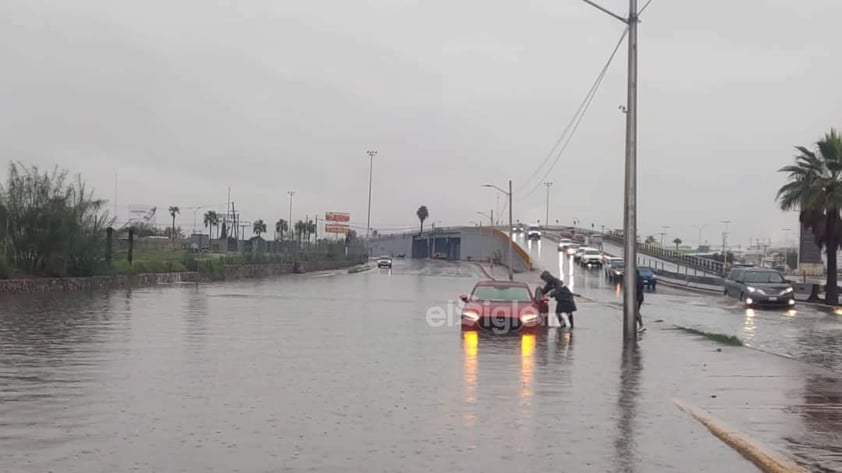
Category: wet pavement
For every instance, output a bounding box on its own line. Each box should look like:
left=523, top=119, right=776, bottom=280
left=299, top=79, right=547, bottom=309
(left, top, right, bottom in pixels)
left=1, top=258, right=763, bottom=472
left=522, top=235, right=842, bottom=374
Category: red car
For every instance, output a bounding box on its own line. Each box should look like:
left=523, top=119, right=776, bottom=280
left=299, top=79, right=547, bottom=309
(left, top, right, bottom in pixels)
left=460, top=280, right=550, bottom=333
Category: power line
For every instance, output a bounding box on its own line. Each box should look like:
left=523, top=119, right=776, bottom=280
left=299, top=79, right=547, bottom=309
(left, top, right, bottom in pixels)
left=519, top=28, right=628, bottom=200
left=639, top=0, right=655, bottom=16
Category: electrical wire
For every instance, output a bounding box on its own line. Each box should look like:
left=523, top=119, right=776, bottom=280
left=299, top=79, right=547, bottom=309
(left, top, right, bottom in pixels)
left=517, top=28, right=628, bottom=200
left=639, top=0, right=655, bottom=17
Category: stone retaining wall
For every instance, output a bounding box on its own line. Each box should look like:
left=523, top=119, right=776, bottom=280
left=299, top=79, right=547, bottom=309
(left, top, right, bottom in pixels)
left=0, top=272, right=199, bottom=295
left=0, top=257, right=366, bottom=295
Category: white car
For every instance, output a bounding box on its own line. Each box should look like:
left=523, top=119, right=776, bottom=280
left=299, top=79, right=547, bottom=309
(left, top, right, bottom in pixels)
left=580, top=248, right=603, bottom=267
left=565, top=244, right=581, bottom=256
left=527, top=225, right=542, bottom=240
left=557, top=238, right=574, bottom=252
left=376, top=256, right=392, bottom=268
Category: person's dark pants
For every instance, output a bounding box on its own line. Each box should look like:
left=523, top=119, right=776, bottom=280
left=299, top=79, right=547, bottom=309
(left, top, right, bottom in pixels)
left=555, top=305, right=574, bottom=328
left=636, top=297, right=644, bottom=328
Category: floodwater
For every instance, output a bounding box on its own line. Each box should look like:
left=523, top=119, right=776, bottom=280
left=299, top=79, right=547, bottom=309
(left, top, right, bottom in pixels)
left=0, top=259, right=759, bottom=472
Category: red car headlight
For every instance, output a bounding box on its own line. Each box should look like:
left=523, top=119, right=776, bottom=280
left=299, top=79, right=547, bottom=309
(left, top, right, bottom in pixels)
left=462, top=310, right=480, bottom=322
left=520, top=312, right=539, bottom=323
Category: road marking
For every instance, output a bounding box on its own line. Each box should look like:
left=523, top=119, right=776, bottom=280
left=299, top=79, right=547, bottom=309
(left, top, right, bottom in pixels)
left=673, top=399, right=807, bottom=473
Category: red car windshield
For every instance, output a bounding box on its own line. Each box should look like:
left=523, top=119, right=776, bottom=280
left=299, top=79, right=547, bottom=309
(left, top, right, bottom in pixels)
left=472, top=286, right=532, bottom=302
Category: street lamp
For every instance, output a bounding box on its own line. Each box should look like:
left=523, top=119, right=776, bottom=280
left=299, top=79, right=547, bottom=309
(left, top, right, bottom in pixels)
left=483, top=181, right=514, bottom=281
left=365, top=150, right=377, bottom=243
left=581, top=0, right=641, bottom=343
left=544, top=182, right=553, bottom=228
left=721, top=220, right=732, bottom=270
left=288, top=191, right=295, bottom=240
left=659, top=225, right=670, bottom=247
left=477, top=210, right=493, bottom=227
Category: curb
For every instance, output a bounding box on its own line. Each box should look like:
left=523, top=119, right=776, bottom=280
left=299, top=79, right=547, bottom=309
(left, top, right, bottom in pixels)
left=472, top=262, right=498, bottom=281
left=674, top=399, right=807, bottom=473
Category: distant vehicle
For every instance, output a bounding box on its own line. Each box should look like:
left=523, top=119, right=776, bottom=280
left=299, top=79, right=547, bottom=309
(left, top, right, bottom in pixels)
left=638, top=266, right=657, bottom=290
left=376, top=256, right=392, bottom=268
left=527, top=225, right=542, bottom=240
left=574, top=247, right=595, bottom=263
left=512, top=223, right=525, bottom=234
left=432, top=252, right=447, bottom=260
left=557, top=238, right=574, bottom=252
left=572, top=233, right=586, bottom=243
left=396, top=253, right=406, bottom=259
left=604, top=257, right=624, bottom=277
left=587, top=234, right=604, bottom=248
left=580, top=248, right=603, bottom=267
left=724, top=268, right=794, bottom=308
left=460, top=280, right=549, bottom=333
left=565, top=243, right=581, bottom=256
left=607, top=260, right=625, bottom=282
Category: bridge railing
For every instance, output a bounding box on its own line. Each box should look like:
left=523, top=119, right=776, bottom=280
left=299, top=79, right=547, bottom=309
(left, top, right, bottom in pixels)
left=602, top=234, right=724, bottom=275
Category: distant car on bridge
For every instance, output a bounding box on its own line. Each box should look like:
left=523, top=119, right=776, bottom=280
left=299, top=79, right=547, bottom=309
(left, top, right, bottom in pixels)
left=527, top=225, right=541, bottom=240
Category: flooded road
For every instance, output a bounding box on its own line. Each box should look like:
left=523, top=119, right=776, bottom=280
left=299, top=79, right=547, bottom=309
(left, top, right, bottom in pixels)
left=0, top=259, right=757, bottom=472
left=524, top=235, right=842, bottom=374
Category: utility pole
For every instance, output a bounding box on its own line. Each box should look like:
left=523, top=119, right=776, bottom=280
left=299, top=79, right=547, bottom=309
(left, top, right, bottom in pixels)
left=288, top=191, right=295, bottom=245
left=508, top=180, right=513, bottom=281
left=581, top=0, right=640, bottom=342
left=225, top=187, right=231, bottom=255
left=544, top=182, right=553, bottom=228
left=365, top=150, right=377, bottom=245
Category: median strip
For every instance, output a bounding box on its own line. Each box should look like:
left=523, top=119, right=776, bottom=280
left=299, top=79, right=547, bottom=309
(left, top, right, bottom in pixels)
left=674, top=399, right=807, bottom=473
left=672, top=326, right=743, bottom=346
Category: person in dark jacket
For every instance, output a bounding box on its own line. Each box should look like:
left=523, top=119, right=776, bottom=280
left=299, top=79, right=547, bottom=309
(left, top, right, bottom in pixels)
left=635, top=268, right=646, bottom=332
left=540, top=270, right=577, bottom=329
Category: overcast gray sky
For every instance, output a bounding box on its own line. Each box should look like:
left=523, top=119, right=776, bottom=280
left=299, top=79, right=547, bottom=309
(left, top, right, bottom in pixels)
left=1, top=0, right=840, bottom=247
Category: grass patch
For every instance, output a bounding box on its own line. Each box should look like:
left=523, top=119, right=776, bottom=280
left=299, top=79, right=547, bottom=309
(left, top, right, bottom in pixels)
left=674, top=326, right=743, bottom=346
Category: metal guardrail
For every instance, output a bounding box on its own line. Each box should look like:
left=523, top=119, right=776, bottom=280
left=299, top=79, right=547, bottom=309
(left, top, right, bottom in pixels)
left=601, top=234, right=725, bottom=275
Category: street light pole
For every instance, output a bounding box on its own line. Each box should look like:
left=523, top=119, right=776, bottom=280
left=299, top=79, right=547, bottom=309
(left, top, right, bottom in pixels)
left=288, top=191, right=295, bottom=240
left=483, top=182, right=514, bottom=281
left=544, top=182, right=552, bottom=228
left=365, top=150, right=377, bottom=248
left=721, top=220, right=731, bottom=271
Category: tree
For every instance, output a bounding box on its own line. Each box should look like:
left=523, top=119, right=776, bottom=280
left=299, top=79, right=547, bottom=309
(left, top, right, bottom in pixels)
left=306, top=220, right=317, bottom=243
left=168, top=206, right=180, bottom=240
left=778, top=129, right=842, bottom=304
left=417, top=205, right=429, bottom=233
left=0, top=163, right=113, bottom=276
left=203, top=211, right=219, bottom=239
left=253, top=219, right=267, bottom=237
left=275, top=218, right=288, bottom=241
left=644, top=235, right=656, bottom=246
left=673, top=238, right=683, bottom=250
left=294, top=220, right=306, bottom=243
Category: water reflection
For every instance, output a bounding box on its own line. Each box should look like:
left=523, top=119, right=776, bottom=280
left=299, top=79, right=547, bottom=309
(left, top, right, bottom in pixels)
left=462, top=331, right=478, bottom=426
left=742, top=309, right=757, bottom=345
left=520, top=333, right=535, bottom=405
left=613, top=344, right=642, bottom=473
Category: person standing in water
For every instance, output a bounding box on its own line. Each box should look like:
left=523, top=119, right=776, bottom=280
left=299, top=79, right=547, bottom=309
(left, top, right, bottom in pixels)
left=540, top=271, right=577, bottom=329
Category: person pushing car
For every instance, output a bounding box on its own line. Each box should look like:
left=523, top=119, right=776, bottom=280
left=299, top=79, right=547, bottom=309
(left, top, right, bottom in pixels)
left=540, top=270, right=577, bottom=329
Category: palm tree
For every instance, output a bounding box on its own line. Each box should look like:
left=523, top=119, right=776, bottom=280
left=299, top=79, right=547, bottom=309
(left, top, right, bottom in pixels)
left=673, top=238, right=683, bottom=250
left=168, top=206, right=180, bottom=240
left=253, top=219, right=267, bottom=237
left=306, top=220, right=317, bottom=243
left=417, top=205, right=429, bottom=233
left=275, top=218, right=288, bottom=241
left=644, top=235, right=656, bottom=246
left=778, top=129, right=842, bottom=304
left=203, top=211, right=219, bottom=238
left=294, top=220, right=306, bottom=243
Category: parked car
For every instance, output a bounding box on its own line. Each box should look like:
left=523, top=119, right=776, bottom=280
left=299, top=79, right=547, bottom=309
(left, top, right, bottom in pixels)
left=580, top=249, right=603, bottom=267
left=723, top=268, right=795, bottom=307
left=377, top=255, right=393, bottom=268
left=638, top=266, right=657, bottom=290
left=460, top=280, right=549, bottom=333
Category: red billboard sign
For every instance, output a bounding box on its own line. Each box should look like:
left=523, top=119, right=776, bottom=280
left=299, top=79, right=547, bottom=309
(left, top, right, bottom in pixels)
left=325, top=212, right=350, bottom=223
left=324, top=224, right=350, bottom=234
